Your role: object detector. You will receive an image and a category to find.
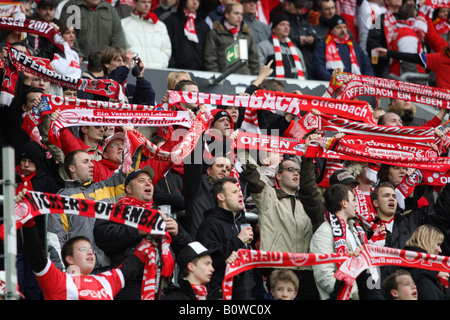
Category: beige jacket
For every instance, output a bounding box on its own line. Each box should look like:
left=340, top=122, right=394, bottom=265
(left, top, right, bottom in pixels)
left=242, top=156, right=325, bottom=270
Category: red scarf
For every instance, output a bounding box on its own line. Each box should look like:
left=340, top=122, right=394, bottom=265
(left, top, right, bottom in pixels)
left=325, top=210, right=368, bottom=300
left=354, top=185, right=377, bottom=231
left=433, top=17, right=450, bottom=35
left=184, top=9, right=198, bottom=43
left=325, top=211, right=368, bottom=259
left=117, top=195, right=154, bottom=212
left=190, top=283, right=207, bottom=300
left=272, top=34, right=305, bottom=80
left=15, top=165, right=36, bottom=193
left=132, top=9, right=158, bottom=23
left=118, top=196, right=175, bottom=300
left=0, top=55, right=19, bottom=106
left=224, top=20, right=240, bottom=39
left=325, top=33, right=361, bottom=75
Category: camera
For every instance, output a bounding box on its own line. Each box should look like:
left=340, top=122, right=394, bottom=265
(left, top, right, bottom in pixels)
left=131, top=52, right=142, bottom=77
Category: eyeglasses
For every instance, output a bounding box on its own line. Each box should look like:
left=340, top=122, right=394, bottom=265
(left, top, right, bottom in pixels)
left=77, top=247, right=95, bottom=254
left=278, top=167, right=300, bottom=174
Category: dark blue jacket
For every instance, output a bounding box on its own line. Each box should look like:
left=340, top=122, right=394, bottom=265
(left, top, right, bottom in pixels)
left=108, top=66, right=155, bottom=105
left=312, top=38, right=375, bottom=81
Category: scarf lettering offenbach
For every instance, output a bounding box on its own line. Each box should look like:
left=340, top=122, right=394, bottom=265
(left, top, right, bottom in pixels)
left=8, top=45, right=123, bottom=100
left=0, top=191, right=166, bottom=238
left=168, top=89, right=375, bottom=124
left=0, top=191, right=175, bottom=300
left=329, top=72, right=450, bottom=109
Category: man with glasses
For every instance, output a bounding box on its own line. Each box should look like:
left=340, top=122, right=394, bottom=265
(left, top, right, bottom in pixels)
left=240, top=133, right=326, bottom=300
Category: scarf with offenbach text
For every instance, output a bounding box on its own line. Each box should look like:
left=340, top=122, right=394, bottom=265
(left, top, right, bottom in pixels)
left=168, top=90, right=375, bottom=124
left=0, top=191, right=173, bottom=300
left=8, top=45, right=123, bottom=100
left=328, top=72, right=450, bottom=110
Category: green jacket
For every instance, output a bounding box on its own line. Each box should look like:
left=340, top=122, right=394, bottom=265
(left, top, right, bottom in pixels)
left=204, top=20, right=260, bottom=75
left=59, top=0, right=128, bottom=58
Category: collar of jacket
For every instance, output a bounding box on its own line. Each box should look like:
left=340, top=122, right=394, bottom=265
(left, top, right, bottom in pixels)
left=212, top=20, right=251, bottom=35
left=275, top=187, right=297, bottom=199
left=78, top=0, right=108, bottom=10
left=204, top=206, right=243, bottom=223
left=243, top=13, right=256, bottom=22
left=282, top=9, right=305, bottom=22
left=65, top=179, right=93, bottom=188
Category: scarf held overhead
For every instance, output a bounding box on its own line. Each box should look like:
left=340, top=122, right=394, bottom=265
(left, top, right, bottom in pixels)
left=0, top=18, right=65, bottom=53
left=329, top=72, right=450, bottom=109
left=8, top=46, right=123, bottom=100
left=0, top=190, right=166, bottom=241
left=168, top=90, right=374, bottom=124
left=223, top=245, right=450, bottom=300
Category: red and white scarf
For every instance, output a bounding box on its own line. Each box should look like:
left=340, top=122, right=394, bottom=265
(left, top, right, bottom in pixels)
left=0, top=58, right=18, bottom=106
left=353, top=185, right=377, bottom=231
left=306, top=135, right=450, bottom=173
left=325, top=33, right=361, bottom=75
left=317, top=159, right=344, bottom=188
left=223, top=245, right=450, bottom=300
left=325, top=211, right=368, bottom=259
left=0, top=18, right=65, bottom=53
left=8, top=46, right=123, bottom=100
left=15, top=165, right=37, bottom=193
left=424, top=0, right=450, bottom=8
left=184, top=9, right=198, bottom=43
left=0, top=191, right=167, bottom=241
left=433, top=17, right=450, bottom=35
left=2, top=44, right=51, bottom=106
left=384, top=10, right=398, bottom=48
left=224, top=20, right=240, bottom=40
left=133, top=9, right=158, bottom=23
left=117, top=194, right=174, bottom=300
left=190, top=283, right=207, bottom=300
left=168, top=90, right=374, bottom=124
left=272, top=34, right=305, bottom=80
left=329, top=72, right=450, bottom=110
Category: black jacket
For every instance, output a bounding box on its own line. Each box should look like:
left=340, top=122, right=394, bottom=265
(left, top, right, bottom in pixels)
left=153, top=169, right=185, bottom=213
left=94, top=215, right=193, bottom=299
left=384, top=183, right=450, bottom=256
left=161, top=278, right=216, bottom=300
left=196, top=206, right=257, bottom=300
left=404, top=246, right=450, bottom=300
left=163, top=10, right=210, bottom=70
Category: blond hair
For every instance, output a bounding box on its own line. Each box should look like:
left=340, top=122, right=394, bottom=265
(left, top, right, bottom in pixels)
left=406, top=225, right=444, bottom=254
left=167, top=71, right=191, bottom=90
